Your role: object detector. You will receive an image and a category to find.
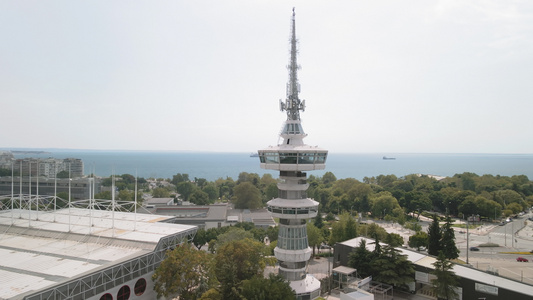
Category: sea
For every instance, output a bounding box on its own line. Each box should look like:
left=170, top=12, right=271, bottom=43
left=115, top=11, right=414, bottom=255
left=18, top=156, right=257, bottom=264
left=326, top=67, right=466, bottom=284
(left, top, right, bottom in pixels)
left=7, top=150, right=533, bottom=181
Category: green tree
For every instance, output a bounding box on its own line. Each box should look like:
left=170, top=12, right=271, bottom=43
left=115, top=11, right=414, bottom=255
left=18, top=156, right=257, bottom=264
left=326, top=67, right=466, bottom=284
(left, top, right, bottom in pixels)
left=215, top=227, right=254, bottom=250
left=118, top=189, right=134, bottom=201
left=375, top=174, right=398, bottom=188
left=56, top=170, right=70, bottom=178
left=385, top=233, right=404, bottom=247
left=120, top=173, right=136, bottom=186
left=365, top=223, right=388, bottom=241
left=233, top=182, right=262, bottom=209
left=372, top=244, right=415, bottom=288
left=370, top=192, right=401, bottom=219
left=152, top=243, right=215, bottom=300
left=215, top=177, right=235, bottom=200
left=328, top=221, right=344, bottom=246
left=344, top=216, right=358, bottom=241
left=177, top=181, right=196, bottom=201
left=239, top=274, right=295, bottom=300
left=193, top=228, right=208, bottom=250
left=322, top=171, right=337, bottom=185
left=431, top=252, right=460, bottom=300
left=94, top=191, right=111, bottom=200
left=457, top=197, right=477, bottom=217
left=203, top=183, right=219, bottom=201
left=494, top=189, right=523, bottom=207
left=404, top=221, right=422, bottom=232
left=408, top=194, right=432, bottom=220
left=237, top=172, right=261, bottom=187
left=441, top=216, right=459, bottom=260
left=328, top=212, right=357, bottom=245
left=507, top=202, right=523, bottom=214
left=348, top=239, right=374, bottom=278
left=264, top=183, right=278, bottom=202
left=408, top=231, right=429, bottom=251
left=307, top=222, right=324, bottom=257
left=195, top=177, right=207, bottom=189
left=198, top=288, right=223, bottom=300
left=314, top=211, right=324, bottom=229
left=190, top=189, right=210, bottom=205
left=214, top=238, right=272, bottom=300
left=456, top=172, right=477, bottom=191
left=152, top=187, right=170, bottom=198
left=171, top=173, right=190, bottom=185
left=266, top=226, right=279, bottom=242
left=427, top=214, right=442, bottom=256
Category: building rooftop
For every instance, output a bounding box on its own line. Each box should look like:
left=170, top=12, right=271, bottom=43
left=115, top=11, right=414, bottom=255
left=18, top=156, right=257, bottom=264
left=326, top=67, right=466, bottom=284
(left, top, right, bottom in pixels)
left=0, top=208, right=196, bottom=299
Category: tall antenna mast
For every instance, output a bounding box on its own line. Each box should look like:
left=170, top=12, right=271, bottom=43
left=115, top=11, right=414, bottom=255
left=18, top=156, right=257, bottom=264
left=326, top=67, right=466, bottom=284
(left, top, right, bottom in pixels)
left=280, top=7, right=305, bottom=121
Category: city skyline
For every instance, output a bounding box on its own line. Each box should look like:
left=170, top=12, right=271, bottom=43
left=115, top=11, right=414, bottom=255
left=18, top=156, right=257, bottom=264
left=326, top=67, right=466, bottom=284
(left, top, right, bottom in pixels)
left=2, top=1, right=533, bottom=154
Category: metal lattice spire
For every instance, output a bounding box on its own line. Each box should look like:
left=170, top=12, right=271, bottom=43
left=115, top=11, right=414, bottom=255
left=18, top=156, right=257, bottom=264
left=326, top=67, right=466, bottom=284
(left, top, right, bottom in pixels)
left=281, top=8, right=305, bottom=121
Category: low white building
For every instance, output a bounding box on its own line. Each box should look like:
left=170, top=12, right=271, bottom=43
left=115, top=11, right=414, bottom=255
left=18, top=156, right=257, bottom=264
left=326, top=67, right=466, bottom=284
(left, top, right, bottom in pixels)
left=0, top=204, right=196, bottom=300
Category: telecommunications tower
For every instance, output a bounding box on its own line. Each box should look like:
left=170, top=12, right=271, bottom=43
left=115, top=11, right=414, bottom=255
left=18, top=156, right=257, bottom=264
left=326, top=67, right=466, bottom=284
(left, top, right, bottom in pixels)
left=258, top=8, right=327, bottom=299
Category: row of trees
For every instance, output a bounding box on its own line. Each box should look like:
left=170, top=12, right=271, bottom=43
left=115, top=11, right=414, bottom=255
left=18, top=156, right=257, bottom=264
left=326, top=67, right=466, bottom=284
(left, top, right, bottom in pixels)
left=98, top=171, right=533, bottom=224
left=310, top=172, right=533, bottom=222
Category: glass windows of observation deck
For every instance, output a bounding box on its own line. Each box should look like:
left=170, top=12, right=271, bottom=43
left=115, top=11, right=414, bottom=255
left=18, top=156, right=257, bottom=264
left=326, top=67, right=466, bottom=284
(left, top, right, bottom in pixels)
left=315, top=153, right=327, bottom=163
left=260, top=152, right=279, bottom=164
left=279, top=153, right=298, bottom=164
left=297, top=153, right=314, bottom=164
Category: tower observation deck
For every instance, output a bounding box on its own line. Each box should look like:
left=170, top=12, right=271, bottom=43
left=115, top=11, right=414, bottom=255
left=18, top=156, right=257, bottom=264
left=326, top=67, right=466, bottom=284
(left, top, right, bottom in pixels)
left=258, top=8, right=327, bottom=300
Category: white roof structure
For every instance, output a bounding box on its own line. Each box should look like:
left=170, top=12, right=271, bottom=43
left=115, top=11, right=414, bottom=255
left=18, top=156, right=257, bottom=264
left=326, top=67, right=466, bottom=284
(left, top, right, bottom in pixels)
left=0, top=207, right=197, bottom=300
left=340, top=237, right=533, bottom=297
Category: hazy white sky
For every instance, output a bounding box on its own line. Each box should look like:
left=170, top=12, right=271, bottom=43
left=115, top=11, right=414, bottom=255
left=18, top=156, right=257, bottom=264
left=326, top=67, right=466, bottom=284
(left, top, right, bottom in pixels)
left=2, top=1, right=532, bottom=154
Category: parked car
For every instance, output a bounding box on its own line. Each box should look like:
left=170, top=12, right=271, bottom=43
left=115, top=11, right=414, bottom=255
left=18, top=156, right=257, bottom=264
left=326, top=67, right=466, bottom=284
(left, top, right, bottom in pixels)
left=469, top=247, right=480, bottom=251
left=516, top=257, right=529, bottom=262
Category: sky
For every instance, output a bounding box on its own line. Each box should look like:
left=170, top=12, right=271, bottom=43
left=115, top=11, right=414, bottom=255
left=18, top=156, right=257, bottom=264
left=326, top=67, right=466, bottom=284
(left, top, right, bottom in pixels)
left=1, top=1, right=532, bottom=154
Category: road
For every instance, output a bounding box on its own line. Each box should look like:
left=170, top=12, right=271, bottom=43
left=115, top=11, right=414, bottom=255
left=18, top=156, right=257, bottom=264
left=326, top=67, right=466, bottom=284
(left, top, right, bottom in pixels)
left=453, top=212, right=533, bottom=285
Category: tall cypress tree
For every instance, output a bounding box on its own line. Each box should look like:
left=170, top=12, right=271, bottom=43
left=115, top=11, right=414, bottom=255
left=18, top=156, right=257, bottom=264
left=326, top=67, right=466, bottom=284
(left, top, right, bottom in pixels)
left=314, top=210, right=324, bottom=229
left=427, top=214, right=442, bottom=256
left=348, top=239, right=373, bottom=278
left=441, top=216, right=459, bottom=259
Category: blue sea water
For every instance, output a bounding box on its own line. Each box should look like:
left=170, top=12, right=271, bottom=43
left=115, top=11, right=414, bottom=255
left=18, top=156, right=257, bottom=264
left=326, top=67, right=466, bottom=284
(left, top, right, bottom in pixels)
left=10, top=150, right=533, bottom=181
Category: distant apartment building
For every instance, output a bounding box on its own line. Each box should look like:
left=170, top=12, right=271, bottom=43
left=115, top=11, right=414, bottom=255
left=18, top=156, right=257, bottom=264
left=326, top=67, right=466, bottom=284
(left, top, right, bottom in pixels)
left=0, top=176, right=101, bottom=199
left=0, top=152, right=84, bottom=178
